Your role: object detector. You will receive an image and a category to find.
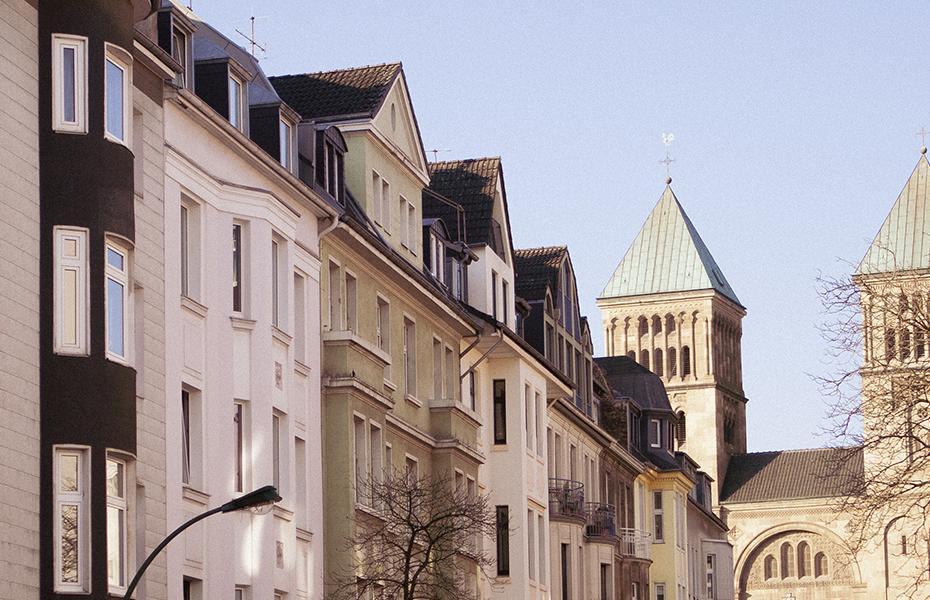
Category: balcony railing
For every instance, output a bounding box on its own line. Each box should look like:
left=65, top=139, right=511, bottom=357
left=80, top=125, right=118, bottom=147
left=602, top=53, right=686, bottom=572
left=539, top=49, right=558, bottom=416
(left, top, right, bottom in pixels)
left=548, top=478, right=585, bottom=520
left=617, top=527, right=652, bottom=560
left=584, top=502, right=617, bottom=540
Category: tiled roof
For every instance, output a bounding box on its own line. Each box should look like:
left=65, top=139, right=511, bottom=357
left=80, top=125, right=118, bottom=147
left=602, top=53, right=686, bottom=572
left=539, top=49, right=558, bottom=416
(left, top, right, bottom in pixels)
left=428, top=157, right=501, bottom=246
left=720, top=447, right=864, bottom=504
left=594, top=356, right=673, bottom=413
left=269, top=63, right=401, bottom=121
left=599, top=184, right=741, bottom=306
left=513, top=246, right=567, bottom=300
left=422, top=189, right=465, bottom=242
left=859, top=153, right=930, bottom=275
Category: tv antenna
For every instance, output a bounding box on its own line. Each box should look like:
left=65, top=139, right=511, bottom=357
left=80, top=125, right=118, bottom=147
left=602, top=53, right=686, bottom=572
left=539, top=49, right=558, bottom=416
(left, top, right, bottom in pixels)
left=428, top=149, right=451, bottom=162
left=236, top=15, right=268, bottom=58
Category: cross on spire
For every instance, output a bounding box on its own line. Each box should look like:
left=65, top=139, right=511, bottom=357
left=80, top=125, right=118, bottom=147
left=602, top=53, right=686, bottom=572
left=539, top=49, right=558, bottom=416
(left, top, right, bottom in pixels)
left=660, top=132, right=676, bottom=182
left=917, top=126, right=930, bottom=152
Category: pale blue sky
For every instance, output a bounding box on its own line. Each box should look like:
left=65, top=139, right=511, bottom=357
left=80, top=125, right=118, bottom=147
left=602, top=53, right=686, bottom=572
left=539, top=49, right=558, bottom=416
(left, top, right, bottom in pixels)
left=191, top=1, right=930, bottom=452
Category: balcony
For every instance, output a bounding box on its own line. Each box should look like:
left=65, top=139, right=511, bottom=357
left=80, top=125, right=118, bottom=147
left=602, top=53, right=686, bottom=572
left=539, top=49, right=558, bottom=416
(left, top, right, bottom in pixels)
left=617, top=528, right=652, bottom=561
left=584, top=502, right=617, bottom=541
left=548, top=478, right=585, bottom=522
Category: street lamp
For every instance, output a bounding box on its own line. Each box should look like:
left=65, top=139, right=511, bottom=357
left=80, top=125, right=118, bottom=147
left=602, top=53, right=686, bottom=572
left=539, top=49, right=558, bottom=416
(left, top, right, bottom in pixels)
left=123, top=485, right=281, bottom=600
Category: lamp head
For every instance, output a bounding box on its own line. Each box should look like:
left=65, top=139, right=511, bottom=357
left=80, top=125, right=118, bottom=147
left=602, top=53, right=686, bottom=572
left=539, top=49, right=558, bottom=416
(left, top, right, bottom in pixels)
left=220, top=485, right=281, bottom=513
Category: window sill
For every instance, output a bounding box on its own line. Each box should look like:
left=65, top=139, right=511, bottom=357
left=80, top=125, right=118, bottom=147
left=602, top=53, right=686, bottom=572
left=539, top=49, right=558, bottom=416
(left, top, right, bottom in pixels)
left=405, top=394, right=422, bottom=407
left=104, top=130, right=131, bottom=150
left=272, top=325, right=293, bottom=344
left=181, top=485, right=209, bottom=506
left=294, top=359, right=311, bottom=376
left=383, top=378, right=397, bottom=392
left=230, top=315, right=256, bottom=331
left=181, top=295, right=207, bottom=317
left=105, top=351, right=130, bottom=366
left=273, top=505, right=294, bottom=521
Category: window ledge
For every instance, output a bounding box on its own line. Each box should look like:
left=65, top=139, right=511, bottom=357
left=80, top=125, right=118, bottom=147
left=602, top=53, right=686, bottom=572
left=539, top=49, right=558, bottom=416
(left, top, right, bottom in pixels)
left=405, top=394, right=422, bottom=407
left=296, top=527, right=313, bottom=542
left=182, top=485, right=209, bottom=506
left=273, top=505, right=294, bottom=521
left=181, top=295, right=207, bottom=317
left=383, top=378, right=397, bottom=392
left=294, top=359, right=311, bottom=376
left=230, top=316, right=256, bottom=331
left=272, top=325, right=293, bottom=344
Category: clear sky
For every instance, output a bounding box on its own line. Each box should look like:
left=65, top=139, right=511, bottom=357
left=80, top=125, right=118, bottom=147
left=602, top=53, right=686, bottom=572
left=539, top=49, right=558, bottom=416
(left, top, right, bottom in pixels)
left=190, top=1, right=930, bottom=452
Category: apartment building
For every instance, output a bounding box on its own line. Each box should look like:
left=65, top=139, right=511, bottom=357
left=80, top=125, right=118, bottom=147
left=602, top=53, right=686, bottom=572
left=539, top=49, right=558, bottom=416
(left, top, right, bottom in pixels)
left=157, top=5, right=337, bottom=599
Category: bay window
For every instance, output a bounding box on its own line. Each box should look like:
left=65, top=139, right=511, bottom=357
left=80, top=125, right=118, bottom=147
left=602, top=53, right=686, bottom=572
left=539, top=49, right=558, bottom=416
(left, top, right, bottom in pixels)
left=54, top=226, right=89, bottom=355
left=105, top=239, right=130, bottom=362
left=54, top=447, right=89, bottom=592
left=104, top=44, right=131, bottom=145
left=52, top=34, right=87, bottom=133
left=106, top=455, right=128, bottom=593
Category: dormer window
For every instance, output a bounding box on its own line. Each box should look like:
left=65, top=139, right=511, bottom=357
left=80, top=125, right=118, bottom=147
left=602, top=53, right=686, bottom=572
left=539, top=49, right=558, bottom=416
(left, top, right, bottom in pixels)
left=228, top=74, right=243, bottom=130
left=429, top=233, right=445, bottom=284
left=649, top=418, right=662, bottom=448
left=316, top=126, right=347, bottom=204
left=171, top=26, right=188, bottom=87
left=279, top=118, right=293, bottom=171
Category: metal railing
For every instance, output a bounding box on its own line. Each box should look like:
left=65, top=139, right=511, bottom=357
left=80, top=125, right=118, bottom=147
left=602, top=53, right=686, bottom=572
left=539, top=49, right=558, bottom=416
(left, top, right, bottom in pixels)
left=584, top=502, right=617, bottom=539
left=617, top=527, right=652, bottom=560
left=548, top=478, right=585, bottom=520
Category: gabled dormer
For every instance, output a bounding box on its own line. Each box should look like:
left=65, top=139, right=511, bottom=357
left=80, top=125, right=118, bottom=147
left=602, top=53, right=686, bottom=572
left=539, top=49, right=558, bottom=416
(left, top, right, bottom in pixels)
left=270, top=63, right=430, bottom=262
left=312, top=125, right=347, bottom=205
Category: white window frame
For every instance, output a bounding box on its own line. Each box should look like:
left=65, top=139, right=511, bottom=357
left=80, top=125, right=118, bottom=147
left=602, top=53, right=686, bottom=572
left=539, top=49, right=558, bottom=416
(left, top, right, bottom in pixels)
left=105, top=237, right=131, bottom=363
left=371, top=171, right=382, bottom=225
left=54, top=226, right=89, bottom=355
left=171, top=25, right=189, bottom=88
left=654, top=582, right=666, bottom=600
left=52, top=34, right=88, bottom=133
left=406, top=198, right=417, bottom=255
left=381, top=179, right=391, bottom=233
left=653, top=490, right=664, bottom=543
left=103, top=43, right=132, bottom=147
left=54, top=445, right=90, bottom=593
left=228, top=72, right=244, bottom=131
left=106, top=453, right=130, bottom=594
left=706, top=553, right=717, bottom=599
left=279, top=118, right=294, bottom=171
left=650, top=418, right=662, bottom=448
left=403, top=315, right=417, bottom=402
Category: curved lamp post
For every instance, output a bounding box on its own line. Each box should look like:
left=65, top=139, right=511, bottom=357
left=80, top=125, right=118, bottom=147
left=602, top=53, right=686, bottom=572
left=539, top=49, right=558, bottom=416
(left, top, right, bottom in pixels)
left=122, top=485, right=281, bottom=600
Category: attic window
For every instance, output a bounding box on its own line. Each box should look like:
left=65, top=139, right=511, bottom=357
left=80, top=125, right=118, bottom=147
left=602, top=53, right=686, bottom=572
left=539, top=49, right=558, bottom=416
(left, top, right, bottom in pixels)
left=279, top=119, right=293, bottom=171
left=228, top=74, right=243, bottom=130
left=391, top=103, right=396, bottom=131
left=171, top=26, right=188, bottom=87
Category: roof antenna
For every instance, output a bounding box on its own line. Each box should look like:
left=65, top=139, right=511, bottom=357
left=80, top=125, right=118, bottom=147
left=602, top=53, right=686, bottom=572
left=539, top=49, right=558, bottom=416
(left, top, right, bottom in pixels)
left=428, top=149, right=451, bottom=162
left=236, top=14, right=268, bottom=59
left=660, top=132, right=676, bottom=184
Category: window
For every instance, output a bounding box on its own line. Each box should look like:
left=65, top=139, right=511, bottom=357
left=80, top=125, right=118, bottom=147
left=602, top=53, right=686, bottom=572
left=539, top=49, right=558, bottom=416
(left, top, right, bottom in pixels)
left=468, top=370, right=476, bottom=411
left=682, top=346, right=691, bottom=376
left=538, top=513, right=546, bottom=583
left=104, top=45, right=131, bottom=145
left=632, top=582, right=639, bottom=600
left=171, top=26, right=188, bottom=87
left=371, top=171, right=383, bottom=225
left=272, top=412, right=283, bottom=491
left=180, top=198, right=201, bottom=299
left=525, top=384, right=533, bottom=450
left=640, top=349, right=650, bottom=370
left=327, top=260, right=341, bottom=330
left=676, top=411, right=686, bottom=445
left=668, top=347, right=677, bottom=376
left=106, top=455, right=128, bottom=592
left=433, top=339, right=443, bottom=400
left=106, top=239, right=130, bottom=361
left=502, top=280, right=510, bottom=326
left=797, top=541, right=811, bottom=577
left=653, top=490, right=664, bottom=542
left=600, top=563, right=611, bottom=600
left=183, top=577, right=203, bottom=600
left=369, top=424, right=383, bottom=497
left=814, top=552, right=828, bottom=578
left=493, top=379, right=507, bottom=444
left=655, top=583, right=666, bottom=600
left=52, top=34, right=87, bottom=133
left=780, top=542, right=794, bottom=578
left=705, top=554, right=716, bottom=599
left=491, top=271, right=499, bottom=321
left=295, top=437, right=308, bottom=527
left=345, top=272, right=357, bottom=333
left=234, top=401, right=246, bottom=492
left=404, top=455, right=418, bottom=483
left=232, top=223, right=244, bottom=312
left=234, top=586, right=248, bottom=600
left=354, top=415, right=367, bottom=504
left=649, top=419, right=662, bottom=448
left=376, top=296, right=390, bottom=379
left=54, top=447, right=89, bottom=592
left=181, top=388, right=203, bottom=487
left=279, top=119, right=293, bottom=170
left=560, top=544, right=570, bottom=600
left=495, top=506, right=510, bottom=576
left=403, top=318, right=416, bottom=399
left=382, top=181, right=391, bottom=232
left=54, top=227, right=89, bottom=355
left=527, top=510, right=536, bottom=581
left=228, top=74, right=243, bottom=130
left=763, top=554, right=776, bottom=580
left=445, top=347, right=455, bottom=403
left=294, top=272, right=307, bottom=362
left=406, top=200, right=417, bottom=255
left=271, top=238, right=285, bottom=328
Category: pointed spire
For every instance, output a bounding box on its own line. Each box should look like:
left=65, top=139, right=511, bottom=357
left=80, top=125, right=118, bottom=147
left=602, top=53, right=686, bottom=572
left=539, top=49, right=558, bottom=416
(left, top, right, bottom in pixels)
left=599, top=185, right=741, bottom=305
left=859, top=150, right=930, bottom=275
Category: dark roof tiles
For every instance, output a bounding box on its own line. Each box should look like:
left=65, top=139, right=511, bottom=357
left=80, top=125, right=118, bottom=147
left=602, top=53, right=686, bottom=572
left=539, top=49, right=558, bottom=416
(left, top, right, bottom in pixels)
left=513, top=246, right=567, bottom=301
left=269, top=63, right=401, bottom=121
left=720, top=447, right=864, bottom=504
left=594, top=355, right=673, bottom=413
left=428, top=157, right=501, bottom=246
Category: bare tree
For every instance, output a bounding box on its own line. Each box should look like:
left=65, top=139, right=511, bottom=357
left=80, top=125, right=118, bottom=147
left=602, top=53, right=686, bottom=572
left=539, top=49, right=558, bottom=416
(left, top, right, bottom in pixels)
left=330, top=470, right=499, bottom=600
left=817, top=258, right=930, bottom=597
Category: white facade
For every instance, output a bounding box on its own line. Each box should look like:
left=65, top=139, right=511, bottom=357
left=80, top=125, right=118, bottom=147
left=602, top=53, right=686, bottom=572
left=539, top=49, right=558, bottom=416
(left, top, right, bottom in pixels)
left=163, top=90, right=333, bottom=600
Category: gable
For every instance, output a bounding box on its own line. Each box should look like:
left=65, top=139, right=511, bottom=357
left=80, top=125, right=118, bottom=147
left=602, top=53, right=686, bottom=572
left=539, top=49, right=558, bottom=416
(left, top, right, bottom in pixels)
left=372, top=74, right=428, bottom=180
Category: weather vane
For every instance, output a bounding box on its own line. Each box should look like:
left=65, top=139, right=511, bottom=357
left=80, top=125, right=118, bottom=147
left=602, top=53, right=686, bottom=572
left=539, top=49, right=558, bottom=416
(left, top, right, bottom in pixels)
left=917, top=126, right=929, bottom=153
left=660, top=132, right=676, bottom=181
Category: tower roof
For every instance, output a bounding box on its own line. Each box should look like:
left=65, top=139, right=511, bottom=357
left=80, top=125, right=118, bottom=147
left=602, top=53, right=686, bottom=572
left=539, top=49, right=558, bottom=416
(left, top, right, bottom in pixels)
left=858, top=153, right=930, bottom=275
left=599, top=184, right=741, bottom=306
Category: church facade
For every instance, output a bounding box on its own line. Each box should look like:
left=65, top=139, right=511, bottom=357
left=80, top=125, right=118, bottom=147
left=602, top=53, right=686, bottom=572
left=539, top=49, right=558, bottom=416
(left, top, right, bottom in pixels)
left=598, top=160, right=930, bottom=600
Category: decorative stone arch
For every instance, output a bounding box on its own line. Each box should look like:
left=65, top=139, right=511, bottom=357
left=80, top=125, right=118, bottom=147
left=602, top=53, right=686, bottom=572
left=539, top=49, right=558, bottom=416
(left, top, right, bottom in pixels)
left=735, top=522, right=862, bottom=600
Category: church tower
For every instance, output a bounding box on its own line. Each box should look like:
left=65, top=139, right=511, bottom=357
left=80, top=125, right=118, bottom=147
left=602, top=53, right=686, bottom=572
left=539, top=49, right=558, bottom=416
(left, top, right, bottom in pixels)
left=597, top=179, right=747, bottom=502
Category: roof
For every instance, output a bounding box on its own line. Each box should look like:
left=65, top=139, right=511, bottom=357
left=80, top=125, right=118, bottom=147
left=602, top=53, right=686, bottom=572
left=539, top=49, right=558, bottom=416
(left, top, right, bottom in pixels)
left=599, top=184, right=741, bottom=306
left=859, top=153, right=930, bottom=275
left=514, top=246, right=567, bottom=300
left=269, top=63, right=401, bottom=121
left=720, top=447, right=864, bottom=503
left=428, top=157, right=502, bottom=246
left=594, top=355, right=673, bottom=413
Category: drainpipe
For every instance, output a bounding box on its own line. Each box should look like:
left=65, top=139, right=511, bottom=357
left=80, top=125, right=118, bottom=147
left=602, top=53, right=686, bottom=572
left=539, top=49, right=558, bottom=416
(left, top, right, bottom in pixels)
left=460, top=326, right=503, bottom=380
left=319, top=213, right=340, bottom=239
